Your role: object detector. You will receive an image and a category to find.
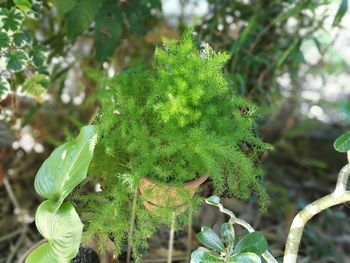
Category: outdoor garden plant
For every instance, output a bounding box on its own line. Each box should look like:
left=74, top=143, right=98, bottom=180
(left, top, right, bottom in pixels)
left=80, top=30, right=270, bottom=261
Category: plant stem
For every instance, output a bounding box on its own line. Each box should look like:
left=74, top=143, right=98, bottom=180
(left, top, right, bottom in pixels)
left=187, top=207, right=193, bottom=261
left=127, top=188, right=138, bottom=263
left=284, top=161, right=350, bottom=263
left=167, top=211, right=176, bottom=263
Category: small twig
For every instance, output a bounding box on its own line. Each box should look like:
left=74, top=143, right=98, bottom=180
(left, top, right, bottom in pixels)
left=6, top=226, right=27, bottom=263
left=167, top=211, right=176, bottom=263
left=3, top=177, right=21, bottom=211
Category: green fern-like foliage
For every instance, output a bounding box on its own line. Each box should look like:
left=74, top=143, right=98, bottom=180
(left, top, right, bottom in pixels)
left=82, top=30, right=270, bottom=260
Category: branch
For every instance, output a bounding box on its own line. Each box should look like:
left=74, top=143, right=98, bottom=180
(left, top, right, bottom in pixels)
left=283, top=156, right=350, bottom=263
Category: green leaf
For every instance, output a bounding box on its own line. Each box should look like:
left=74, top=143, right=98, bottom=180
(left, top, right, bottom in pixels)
left=14, top=0, right=32, bottom=13
left=13, top=31, right=31, bottom=47
left=0, top=8, right=24, bottom=32
left=95, top=1, right=123, bottom=63
left=197, top=226, right=225, bottom=253
left=0, top=31, right=10, bottom=49
left=206, top=196, right=220, bottom=205
left=334, top=132, right=350, bottom=152
left=25, top=200, right=83, bottom=262
left=228, top=252, right=261, bottom=263
left=67, top=0, right=100, bottom=39
left=29, top=46, right=47, bottom=68
left=25, top=243, right=60, bottom=263
left=221, top=223, right=235, bottom=246
left=5, top=50, right=27, bottom=72
left=22, top=74, right=49, bottom=100
left=0, top=78, right=10, bottom=101
left=333, top=0, right=348, bottom=26
left=34, top=125, right=97, bottom=208
left=232, top=232, right=268, bottom=256
left=191, top=248, right=225, bottom=263
left=52, top=0, right=77, bottom=15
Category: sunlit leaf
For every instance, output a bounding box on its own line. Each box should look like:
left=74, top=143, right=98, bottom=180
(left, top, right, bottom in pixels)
left=34, top=125, right=97, bottom=209
left=197, top=226, right=225, bottom=253
left=25, top=243, right=60, bottom=263
left=26, top=200, right=83, bottom=263
left=334, top=132, right=350, bottom=152
left=14, top=0, right=32, bottom=13
left=232, top=232, right=268, bottom=256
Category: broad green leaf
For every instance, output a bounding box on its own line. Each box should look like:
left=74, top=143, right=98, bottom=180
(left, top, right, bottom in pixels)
left=197, top=226, right=225, bottom=253
left=29, top=46, right=47, bottom=68
left=228, top=252, right=261, bottom=263
left=34, top=125, right=97, bottom=208
left=0, top=31, right=9, bottom=48
left=191, top=248, right=225, bottom=263
left=221, top=223, right=235, bottom=246
left=67, top=0, right=100, bottom=39
left=333, top=0, right=348, bottom=26
left=0, top=78, right=10, bottom=100
left=52, top=0, right=77, bottom=15
left=26, top=200, right=83, bottom=263
left=14, top=0, right=32, bottom=13
left=0, top=8, right=24, bottom=32
left=95, top=1, right=123, bottom=63
left=22, top=74, right=49, bottom=101
left=5, top=50, right=27, bottom=72
left=13, top=31, right=31, bottom=47
left=206, top=195, right=220, bottom=205
left=25, top=243, right=61, bottom=263
left=334, top=132, right=350, bottom=152
left=232, top=232, right=268, bottom=256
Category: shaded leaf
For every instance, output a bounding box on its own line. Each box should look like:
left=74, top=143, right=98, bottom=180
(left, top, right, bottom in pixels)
left=95, top=1, right=123, bottom=63
left=5, top=50, right=27, bottom=72
left=13, top=31, right=31, bottom=47
left=67, top=0, right=100, bottom=39
left=0, top=31, right=9, bottom=49
left=333, top=0, right=348, bottom=26
left=191, top=248, right=225, bottom=263
left=221, top=223, right=235, bottom=246
left=334, top=132, right=350, bottom=152
left=34, top=125, right=97, bottom=209
left=29, top=45, right=47, bottom=68
left=26, top=200, right=83, bottom=262
left=232, top=232, right=268, bottom=256
left=228, top=252, right=261, bottom=263
left=52, top=0, right=77, bottom=15
left=197, top=226, right=225, bottom=253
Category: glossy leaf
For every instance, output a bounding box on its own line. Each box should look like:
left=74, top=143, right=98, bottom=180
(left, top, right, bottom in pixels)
left=95, top=1, right=123, bottom=63
left=67, top=0, right=100, bottom=39
left=232, top=232, right=267, bottom=256
left=26, top=200, right=83, bottom=262
left=34, top=125, right=97, bottom=209
left=191, top=248, right=225, bottom=263
left=5, top=50, right=27, bottom=72
left=334, top=132, right=350, bottom=152
left=333, top=0, right=348, bottom=26
left=206, top=195, right=220, bottom=205
left=13, top=31, right=31, bottom=47
left=197, top=226, right=225, bottom=253
left=25, top=243, right=60, bottom=263
left=228, top=252, right=261, bottom=263
left=221, top=223, right=235, bottom=246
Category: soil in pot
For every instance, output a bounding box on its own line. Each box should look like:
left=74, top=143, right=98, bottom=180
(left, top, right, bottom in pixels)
left=71, top=247, right=100, bottom=263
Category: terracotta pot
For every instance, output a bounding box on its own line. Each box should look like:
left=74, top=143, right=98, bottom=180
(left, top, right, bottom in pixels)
left=139, top=175, right=208, bottom=212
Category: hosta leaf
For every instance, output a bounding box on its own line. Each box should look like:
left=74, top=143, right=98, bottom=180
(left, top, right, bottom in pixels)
left=334, top=132, right=350, bottom=152
left=0, top=31, right=9, bottom=49
left=0, top=8, right=24, bottom=32
left=191, top=248, right=225, bottom=263
left=228, top=252, right=261, bottom=263
left=26, top=200, right=83, bottom=262
left=206, top=195, right=220, bottom=205
left=67, top=0, right=100, bottom=39
left=221, top=223, right=235, bottom=246
left=197, top=226, right=225, bottom=253
left=95, top=0, right=123, bottom=63
left=14, top=0, right=32, bottom=13
left=52, top=0, right=77, bottom=15
left=25, top=243, right=61, bottom=263
left=232, top=232, right=268, bottom=256
left=5, top=50, right=28, bottom=72
left=34, top=125, right=97, bottom=209
left=0, top=78, right=10, bottom=101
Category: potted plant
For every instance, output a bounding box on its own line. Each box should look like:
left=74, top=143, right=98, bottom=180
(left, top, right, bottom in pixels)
left=82, top=30, right=270, bottom=260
